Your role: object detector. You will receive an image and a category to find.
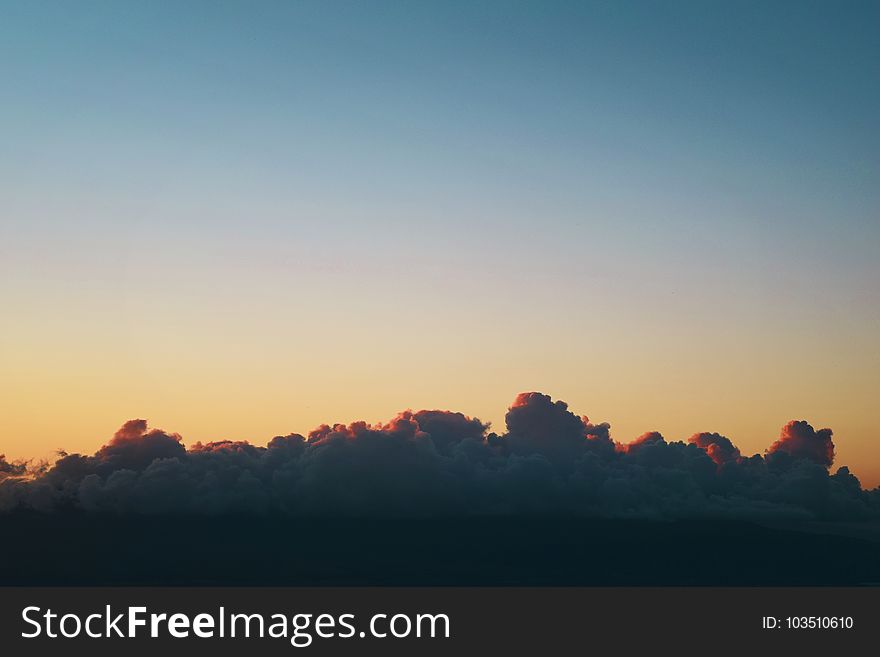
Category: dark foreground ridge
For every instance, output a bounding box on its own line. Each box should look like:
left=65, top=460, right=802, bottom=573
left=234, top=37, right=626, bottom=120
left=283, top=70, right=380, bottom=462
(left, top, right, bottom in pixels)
left=2, top=512, right=879, bottom=586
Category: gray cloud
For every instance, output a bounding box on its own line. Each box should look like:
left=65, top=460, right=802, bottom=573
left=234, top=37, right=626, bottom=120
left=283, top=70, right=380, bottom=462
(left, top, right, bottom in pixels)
left=1, top=392, right=877, bottom=520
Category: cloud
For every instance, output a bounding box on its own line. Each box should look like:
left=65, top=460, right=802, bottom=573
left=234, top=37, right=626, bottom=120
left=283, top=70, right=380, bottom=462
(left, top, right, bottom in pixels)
left=0, top=455, right=27, bottom=480
left=95, top=419, right=187, bottom=472
left=621, top=431, right=666, bottom=453
left=688, top=432, right=741, bottom=466
left=1, top=393, right=877, bottom=520
left=504, top=392, right=588, bottom=465
left=767, top=420, right=835, bottom=468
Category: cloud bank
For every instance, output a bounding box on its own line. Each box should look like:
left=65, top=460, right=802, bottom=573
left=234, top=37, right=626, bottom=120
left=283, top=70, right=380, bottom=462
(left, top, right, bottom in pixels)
left=1, top=392, right=877, bottom=520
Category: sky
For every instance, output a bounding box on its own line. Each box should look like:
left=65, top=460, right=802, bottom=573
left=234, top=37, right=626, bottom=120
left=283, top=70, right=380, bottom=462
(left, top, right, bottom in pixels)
left=1, top=1, right=879, bottom=486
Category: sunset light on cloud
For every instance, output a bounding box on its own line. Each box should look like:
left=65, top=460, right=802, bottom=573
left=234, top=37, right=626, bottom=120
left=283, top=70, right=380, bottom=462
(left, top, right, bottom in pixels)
left=1, top=0, right=879, bottom=497
left=3, top=391, right=874, bottom=521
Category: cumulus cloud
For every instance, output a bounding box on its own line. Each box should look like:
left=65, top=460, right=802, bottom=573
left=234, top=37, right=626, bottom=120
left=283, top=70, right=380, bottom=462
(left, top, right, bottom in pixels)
left=621, top=431, right=666, bottom=453
left=505, top=392, right=588, bottom=465
left=95, top=419, right=186, bottom=472
left=688, top=432, right=741, bottom=466
left=767, top=420, right=835, bottom=468
left=1, top=393, right=877, bottom=520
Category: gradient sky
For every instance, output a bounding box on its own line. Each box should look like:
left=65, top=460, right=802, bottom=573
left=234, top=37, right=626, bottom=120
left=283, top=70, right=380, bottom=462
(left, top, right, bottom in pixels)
left=2, top=1, right=879, bottom=485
